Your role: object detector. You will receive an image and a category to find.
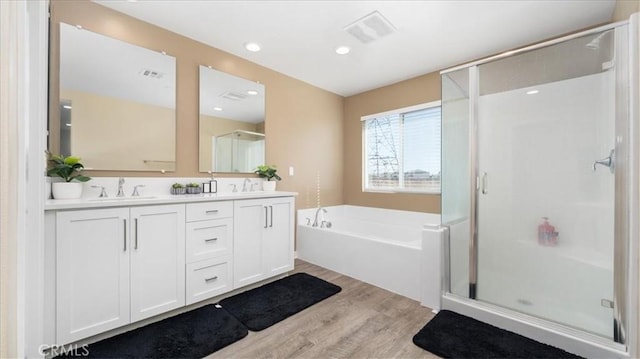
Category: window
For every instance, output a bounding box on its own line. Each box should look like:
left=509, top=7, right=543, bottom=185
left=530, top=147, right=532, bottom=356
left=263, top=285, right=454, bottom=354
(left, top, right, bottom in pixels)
left=362, top=101, right=441, bottom=193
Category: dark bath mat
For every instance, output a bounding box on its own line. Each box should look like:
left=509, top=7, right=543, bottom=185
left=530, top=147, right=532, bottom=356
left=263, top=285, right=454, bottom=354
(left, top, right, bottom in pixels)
left=56, top=304, right=248, bottom=358
left=219, top=272, right=342, bottom=331
left=413, top=310, right=583, bottom=359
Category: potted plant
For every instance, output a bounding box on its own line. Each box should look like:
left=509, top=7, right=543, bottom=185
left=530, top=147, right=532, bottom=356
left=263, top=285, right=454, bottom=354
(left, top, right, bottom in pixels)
left=254, top=165, right=281, bottom=191
left=186, top=182, right=202, bottom=194
left=47, top=154, right=91, bottom=199
left=170, top=183, right=186, bottom=195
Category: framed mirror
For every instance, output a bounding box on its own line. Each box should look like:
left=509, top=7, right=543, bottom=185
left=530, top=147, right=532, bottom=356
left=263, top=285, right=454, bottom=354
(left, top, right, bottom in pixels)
left=53, top=22, right=177, bottom=171
left=199, top=65, right=265, bottom=173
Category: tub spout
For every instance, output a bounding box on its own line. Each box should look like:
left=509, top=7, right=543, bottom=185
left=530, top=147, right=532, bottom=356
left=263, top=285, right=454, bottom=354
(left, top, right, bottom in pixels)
left=312, top=207, right=327, bottom=227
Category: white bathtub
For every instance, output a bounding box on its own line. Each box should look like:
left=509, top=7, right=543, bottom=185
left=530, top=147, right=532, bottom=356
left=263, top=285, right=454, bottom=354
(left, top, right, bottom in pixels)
left=296, top=205, right=441, bottom=304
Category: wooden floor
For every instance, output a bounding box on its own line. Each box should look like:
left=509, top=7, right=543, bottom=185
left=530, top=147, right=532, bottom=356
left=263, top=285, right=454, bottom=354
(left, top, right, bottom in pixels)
left=207, top=259, right=440, bottom=359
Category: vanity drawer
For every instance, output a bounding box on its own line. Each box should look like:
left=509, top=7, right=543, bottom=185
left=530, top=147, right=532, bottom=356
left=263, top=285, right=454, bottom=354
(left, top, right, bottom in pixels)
left=186, top=218, right=232, bottom=262
left=186, top=201, right=233, bottom=222
left=186, top=257, right=232, bottom=305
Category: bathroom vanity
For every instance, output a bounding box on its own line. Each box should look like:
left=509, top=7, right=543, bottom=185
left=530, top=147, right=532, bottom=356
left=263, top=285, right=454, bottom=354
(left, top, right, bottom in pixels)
left=44, top=191, right=295, bottom=345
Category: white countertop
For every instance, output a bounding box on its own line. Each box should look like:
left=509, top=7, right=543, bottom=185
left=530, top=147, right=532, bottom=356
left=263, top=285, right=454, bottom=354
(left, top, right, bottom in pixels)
left=45, top=191, right=298, bottom=210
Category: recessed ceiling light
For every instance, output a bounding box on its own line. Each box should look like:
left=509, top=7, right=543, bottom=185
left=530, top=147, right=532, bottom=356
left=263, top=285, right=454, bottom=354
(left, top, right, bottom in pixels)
left=213, top=107, right=223, bottom=111
left=244, top=42, right=261, bottom=52
left=526, top=90, right=539, bottom=95
left=161, top=51, right=167, bottom=55
left=335, top=46, right=350, bottom=55
left=247, top=90, right=259, bottom=95
left=75, top=25, right=83, bottom=30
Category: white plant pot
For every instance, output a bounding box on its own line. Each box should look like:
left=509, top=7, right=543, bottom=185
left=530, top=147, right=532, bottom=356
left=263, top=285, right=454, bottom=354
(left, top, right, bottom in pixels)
left=263, top=181, right=277, bottom=192
left=52, top=182, right=84, bottom=200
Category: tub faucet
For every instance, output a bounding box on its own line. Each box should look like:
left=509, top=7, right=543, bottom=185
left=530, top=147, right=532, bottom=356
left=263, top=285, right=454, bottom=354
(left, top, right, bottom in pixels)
left=312, top=207, right=327, bottom=227
left=116, top=177, right=125, bottom=197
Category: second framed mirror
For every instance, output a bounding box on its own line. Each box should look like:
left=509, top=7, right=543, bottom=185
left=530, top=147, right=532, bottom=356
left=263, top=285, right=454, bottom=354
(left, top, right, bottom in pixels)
left=199, top=66, right=265, bottom=173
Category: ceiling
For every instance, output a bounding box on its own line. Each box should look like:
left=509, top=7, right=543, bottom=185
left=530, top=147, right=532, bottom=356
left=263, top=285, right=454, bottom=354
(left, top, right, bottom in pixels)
left=93, top=0, right=616, bottom=97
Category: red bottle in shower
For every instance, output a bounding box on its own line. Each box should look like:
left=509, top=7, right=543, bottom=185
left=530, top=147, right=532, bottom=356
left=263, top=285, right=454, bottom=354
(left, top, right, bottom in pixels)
left=538, top=217, right=558, bottom=246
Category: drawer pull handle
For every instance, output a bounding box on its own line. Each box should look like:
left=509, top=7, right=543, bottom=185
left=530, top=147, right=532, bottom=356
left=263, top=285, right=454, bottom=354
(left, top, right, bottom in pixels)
left=205, top=237, right=218, bottom=242
left=206, top=210, right=219, bottom=214
left=205, top=276, right=218, bottom=282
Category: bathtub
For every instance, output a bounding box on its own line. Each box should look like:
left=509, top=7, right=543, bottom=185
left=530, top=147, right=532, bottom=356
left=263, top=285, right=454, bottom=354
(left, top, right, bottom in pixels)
left=296, top=205, right=441, bottom=304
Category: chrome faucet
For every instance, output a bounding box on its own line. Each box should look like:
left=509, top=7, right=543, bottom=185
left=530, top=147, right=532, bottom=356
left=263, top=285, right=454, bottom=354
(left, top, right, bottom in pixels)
left=312, top=207, right=327, bottom=227
left=132, top=184, right=145, bottom=197
left=242, top=178, right=252, bottom=192
left=91, top=185, right=108, bottom=198
left=116, top=177, right=125, bottom=197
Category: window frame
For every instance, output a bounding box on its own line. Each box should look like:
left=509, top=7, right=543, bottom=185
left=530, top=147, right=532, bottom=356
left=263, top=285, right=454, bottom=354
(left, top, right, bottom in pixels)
left=361, top=100, right=441, bottom=194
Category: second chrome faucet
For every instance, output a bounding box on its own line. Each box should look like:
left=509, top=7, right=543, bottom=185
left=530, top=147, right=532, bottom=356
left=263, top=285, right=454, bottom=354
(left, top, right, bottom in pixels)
left=116, top=177, right=126, bottom=197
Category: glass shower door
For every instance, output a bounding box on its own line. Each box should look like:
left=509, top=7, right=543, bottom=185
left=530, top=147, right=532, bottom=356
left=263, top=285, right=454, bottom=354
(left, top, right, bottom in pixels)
left=474, top=29, right=619, bottom=338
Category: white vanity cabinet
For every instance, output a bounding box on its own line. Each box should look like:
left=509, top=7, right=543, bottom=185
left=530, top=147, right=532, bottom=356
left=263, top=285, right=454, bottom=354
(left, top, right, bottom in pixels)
left=48, top=192, right=295, bottom=345
left=55, top=204, right=185, bottom=344
left=233, top=196, right=295, bottom=288
left=185, top=201, right=233, bottom=305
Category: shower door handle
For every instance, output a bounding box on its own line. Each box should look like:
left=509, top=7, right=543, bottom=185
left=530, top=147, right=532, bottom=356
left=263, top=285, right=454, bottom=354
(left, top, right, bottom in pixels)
left=481, top=172, right=488, bottom=195
left=593, top=149, right=615, bottom=173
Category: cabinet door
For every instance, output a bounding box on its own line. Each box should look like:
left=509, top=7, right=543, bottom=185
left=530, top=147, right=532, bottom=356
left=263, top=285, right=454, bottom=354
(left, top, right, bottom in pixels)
left=233, top=199, right=267, bottom=287
left=264, top=197, right=295, bottom=276
left=56, top=208, right=130, bottom=344
left=130, top=204, right=185, bottom=322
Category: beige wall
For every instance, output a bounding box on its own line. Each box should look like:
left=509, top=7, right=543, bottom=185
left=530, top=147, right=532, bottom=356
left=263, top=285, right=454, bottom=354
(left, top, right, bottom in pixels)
left=198, top=115, right=259, bottom=172
left=50, top=0, right=344, bottom=209
left=343, top=72, right=441, bottom=213
left=61, top=89, right=176, bottom=171
left=612, top=0, right=639, bottom=22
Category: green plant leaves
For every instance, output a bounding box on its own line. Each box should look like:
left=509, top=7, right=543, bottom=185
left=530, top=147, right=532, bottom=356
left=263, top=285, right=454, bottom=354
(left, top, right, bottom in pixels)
left=254, top=164, right=281, bottom=181
left=47, top=154, right=91, bottom=182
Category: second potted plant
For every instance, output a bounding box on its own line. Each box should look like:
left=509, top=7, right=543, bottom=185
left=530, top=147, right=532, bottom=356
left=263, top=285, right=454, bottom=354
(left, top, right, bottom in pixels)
left=254, top=164, right=281, bottom=191
left=186, top=182, right=202, bottom=194
left=170, top=183, right=186, bottom=195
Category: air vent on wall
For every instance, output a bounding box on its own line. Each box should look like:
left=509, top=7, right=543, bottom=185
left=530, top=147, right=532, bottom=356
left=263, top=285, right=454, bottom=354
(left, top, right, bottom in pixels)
left=344, top=10, right=397, bottom=44
left=219, top=91, right=248, bottom=101
left=139, top=69, right=164, bottom=79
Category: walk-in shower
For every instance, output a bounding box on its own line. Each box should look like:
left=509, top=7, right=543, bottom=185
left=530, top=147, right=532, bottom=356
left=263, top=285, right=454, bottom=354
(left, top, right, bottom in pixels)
left=440, top=15, right=639, bottom=358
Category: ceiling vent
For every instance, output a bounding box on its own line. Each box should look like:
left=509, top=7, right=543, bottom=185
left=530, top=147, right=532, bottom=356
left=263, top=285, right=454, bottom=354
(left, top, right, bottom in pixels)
left=344, top=10, right=397, bottom=44
left=219, top=91, right=248, bottom=101
left=139, top=69, right=164, bottom=79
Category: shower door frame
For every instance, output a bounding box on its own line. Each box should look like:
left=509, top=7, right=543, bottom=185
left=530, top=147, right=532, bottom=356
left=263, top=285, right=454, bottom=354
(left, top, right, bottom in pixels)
left=441, top=19, right=638, bottom=358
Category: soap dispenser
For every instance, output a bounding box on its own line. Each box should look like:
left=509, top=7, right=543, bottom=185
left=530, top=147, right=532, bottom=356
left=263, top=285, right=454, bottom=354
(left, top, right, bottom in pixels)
left=537, top=217, right=558, bottom=246
left=209, top=171, right=217, bottom=193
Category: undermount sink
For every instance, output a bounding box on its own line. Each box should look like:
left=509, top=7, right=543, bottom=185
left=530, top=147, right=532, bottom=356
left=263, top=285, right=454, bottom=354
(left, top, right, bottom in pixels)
left=89, top=196, right=157, bottom=201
